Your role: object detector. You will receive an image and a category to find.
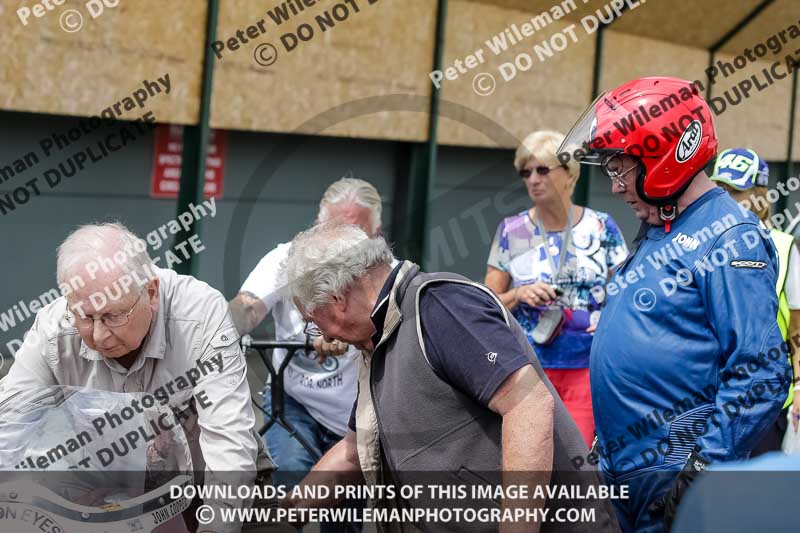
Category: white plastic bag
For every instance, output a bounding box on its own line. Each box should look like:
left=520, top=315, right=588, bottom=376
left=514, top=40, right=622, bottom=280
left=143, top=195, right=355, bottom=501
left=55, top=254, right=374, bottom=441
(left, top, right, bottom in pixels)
left=782, top=408, right=800, bottom=454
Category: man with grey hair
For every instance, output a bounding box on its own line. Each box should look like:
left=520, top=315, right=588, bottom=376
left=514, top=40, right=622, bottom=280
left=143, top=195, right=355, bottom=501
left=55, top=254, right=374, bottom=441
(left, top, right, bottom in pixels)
left=229, top=177, right=385, bottom=530
left=282, top=224, right=619, bottom=532
left=0, top=222, right=274, bottom=533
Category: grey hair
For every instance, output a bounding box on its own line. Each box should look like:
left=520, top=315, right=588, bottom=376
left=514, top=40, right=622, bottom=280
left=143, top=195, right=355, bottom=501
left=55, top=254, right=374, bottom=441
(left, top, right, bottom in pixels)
left=317, top=175, right=383, bottom=233
left=57, top=222, right=155, bottom=288
left=284, top=224, right=395, bottom=314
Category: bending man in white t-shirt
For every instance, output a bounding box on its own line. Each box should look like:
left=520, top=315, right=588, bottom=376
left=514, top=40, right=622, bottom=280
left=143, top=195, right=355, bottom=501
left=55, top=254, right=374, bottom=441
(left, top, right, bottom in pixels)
left=228, top=177, right=386, bottom=503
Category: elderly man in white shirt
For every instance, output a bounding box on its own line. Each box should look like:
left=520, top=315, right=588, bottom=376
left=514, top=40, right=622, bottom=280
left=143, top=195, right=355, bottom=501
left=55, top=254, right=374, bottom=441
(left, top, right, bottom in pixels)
left=0, top=222, right=271, bottom=533
left=229, top=177, right=389, bottom=533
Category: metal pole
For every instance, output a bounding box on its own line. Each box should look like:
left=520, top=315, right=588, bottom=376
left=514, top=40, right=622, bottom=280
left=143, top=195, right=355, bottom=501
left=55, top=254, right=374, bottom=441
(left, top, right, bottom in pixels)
left=398, top=0, right=447, bottom=267
left=421, top=0, right=447, bottom=270
left=778, top=68, right=798, bottom=217
left=173, top=0, right=219, bottom=276
left=706, top=51, right=715, bottom=102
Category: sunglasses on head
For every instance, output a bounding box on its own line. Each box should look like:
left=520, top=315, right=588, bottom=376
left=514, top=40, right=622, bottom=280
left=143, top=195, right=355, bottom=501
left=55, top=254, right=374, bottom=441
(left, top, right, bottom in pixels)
left=519, top=164, right=565, bottom=178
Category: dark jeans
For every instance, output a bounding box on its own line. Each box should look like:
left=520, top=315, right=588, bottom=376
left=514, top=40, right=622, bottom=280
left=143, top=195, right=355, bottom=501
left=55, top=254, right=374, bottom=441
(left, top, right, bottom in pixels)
left=264, top=390, right=362, bottom=533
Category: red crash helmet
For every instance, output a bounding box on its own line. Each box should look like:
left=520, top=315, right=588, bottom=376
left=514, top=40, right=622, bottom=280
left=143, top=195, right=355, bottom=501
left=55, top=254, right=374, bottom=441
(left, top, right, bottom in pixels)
left=559, top=77, right=718, bottom=224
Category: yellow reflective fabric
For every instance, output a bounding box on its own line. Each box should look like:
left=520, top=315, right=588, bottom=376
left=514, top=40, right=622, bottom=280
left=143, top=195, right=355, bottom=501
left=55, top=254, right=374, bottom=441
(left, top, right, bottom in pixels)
left=770, top=229, right=794, bottom=408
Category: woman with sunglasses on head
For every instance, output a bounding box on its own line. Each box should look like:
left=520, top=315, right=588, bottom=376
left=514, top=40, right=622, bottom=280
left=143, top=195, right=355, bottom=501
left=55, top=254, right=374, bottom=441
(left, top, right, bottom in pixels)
left=484, top=129, right=628, bottom=447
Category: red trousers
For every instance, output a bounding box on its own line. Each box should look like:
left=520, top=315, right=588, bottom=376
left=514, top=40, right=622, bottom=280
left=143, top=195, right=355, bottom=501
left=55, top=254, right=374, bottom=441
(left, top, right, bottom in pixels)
left=544, top=367, right=594, bottom=447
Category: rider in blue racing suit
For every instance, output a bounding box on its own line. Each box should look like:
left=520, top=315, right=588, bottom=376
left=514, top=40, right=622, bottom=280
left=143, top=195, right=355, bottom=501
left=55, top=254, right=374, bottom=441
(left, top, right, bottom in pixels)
left=559, top=77, right=791, bottom=532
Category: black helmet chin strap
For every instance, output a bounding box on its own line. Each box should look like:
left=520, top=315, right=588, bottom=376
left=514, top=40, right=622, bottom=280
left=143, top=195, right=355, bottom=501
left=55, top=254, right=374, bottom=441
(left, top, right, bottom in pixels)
left=632, top=160, right=678, bottom=233
left=646, top=160, right=712, bottom=234
left=659, top=203, right=678, bottom=233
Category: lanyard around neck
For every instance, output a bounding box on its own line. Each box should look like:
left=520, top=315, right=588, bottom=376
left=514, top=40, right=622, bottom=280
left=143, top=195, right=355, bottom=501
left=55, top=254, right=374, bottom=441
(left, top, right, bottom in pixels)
left=533, top=205, right=574, bottom=280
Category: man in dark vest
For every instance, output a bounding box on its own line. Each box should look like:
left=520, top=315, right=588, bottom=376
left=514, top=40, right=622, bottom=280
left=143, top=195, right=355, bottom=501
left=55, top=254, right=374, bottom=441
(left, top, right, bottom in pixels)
left=281, top=223, right=619, bottom=533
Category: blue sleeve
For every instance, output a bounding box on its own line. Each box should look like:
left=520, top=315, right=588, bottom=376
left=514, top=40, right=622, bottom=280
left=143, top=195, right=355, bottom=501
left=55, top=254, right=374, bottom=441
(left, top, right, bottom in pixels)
left=694, top=224, right=791, bottom=463
left=419, top=283, right=531, bottom=406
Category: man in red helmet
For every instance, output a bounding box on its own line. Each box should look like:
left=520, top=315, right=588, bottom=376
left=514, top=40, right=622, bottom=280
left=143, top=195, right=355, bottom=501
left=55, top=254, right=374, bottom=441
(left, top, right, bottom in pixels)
left=560, top=77, right=791, bottom=532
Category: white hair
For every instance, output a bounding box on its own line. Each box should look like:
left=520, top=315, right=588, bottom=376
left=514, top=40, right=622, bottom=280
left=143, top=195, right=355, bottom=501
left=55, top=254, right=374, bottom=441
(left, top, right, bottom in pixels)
left=57, top=222, right=155, bottom=288
left=284, top=224, right=394, bottom=314
left=317, top=176, right=383, bottom=233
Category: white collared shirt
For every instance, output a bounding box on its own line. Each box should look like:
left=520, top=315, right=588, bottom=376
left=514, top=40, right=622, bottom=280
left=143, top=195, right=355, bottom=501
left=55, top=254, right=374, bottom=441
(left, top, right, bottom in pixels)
left=1, top=266, right=261, bottom=532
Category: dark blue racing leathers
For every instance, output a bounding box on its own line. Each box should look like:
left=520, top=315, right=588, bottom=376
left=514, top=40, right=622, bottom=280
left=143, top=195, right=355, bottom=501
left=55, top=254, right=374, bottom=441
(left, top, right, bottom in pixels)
left=590, top=188, right=791, bottom=532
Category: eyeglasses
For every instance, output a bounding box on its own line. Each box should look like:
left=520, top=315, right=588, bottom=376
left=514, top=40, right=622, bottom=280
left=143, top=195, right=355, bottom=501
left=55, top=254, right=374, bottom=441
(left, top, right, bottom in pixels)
left=600, top=153, right=639, bottom=191
left=519, top=165, right=565, bottom=179
left=303, top=322, right=322, bottom=337
left=66, top=289, right=146, bottom=331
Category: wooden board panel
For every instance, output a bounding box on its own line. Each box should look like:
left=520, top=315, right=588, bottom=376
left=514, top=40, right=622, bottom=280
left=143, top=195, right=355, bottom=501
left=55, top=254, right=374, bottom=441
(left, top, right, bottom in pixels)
left=794, top=77, right=800, bottom=163
left=612, top=0, right=761, bottom=50
left=469, top=0, right=762, bottom=50
left=600, top=31, right=710, bottom=91
left=600, top=31, right=790, bottom=160
left=722, top=0, right=800, bottom=55
left=0, top=0, right=792, bottom=152
left=209, top=0, right=436, bottom=141
left=463, top=0, right=628, bottom=24
left=710, top=53, right=792, bottom=161
left=719, top=0, right=800, bottom=161
left=437, top=0, right=595, bottom=148
left=0, top=0, right=205, bottom=124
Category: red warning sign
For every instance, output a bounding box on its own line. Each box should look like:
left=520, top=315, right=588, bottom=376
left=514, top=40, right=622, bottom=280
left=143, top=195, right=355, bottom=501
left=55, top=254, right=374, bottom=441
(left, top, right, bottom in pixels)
left=150, top=125, right=226, bottom=198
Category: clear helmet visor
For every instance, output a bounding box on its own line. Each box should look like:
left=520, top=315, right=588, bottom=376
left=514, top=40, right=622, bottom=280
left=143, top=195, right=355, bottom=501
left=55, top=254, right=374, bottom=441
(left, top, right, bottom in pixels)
left=558, top=93, right=608, bottom=167
left=558, top=91, right=667, bottom=167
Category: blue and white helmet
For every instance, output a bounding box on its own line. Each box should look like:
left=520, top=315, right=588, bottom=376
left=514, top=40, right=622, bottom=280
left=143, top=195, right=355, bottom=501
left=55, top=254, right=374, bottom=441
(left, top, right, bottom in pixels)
left=711, top=147, right=769, bottom=190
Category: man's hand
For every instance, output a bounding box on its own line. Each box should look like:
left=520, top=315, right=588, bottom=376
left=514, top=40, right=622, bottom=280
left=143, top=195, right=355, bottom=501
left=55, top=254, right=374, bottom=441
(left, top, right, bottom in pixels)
left=147, top=418, right=176, bottom=462
left=283, top=431, right=362, bottom=528
left=228, top=292, right=268, bottom=335
left=792, top=392, right=800, bottom=433
left=312, top=337, right=349, bottom=363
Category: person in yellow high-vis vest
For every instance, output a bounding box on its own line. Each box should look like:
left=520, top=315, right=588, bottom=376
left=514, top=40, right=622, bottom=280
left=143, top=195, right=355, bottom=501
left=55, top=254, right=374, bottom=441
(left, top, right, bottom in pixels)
left=711, top=147, right=800, bottom=452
